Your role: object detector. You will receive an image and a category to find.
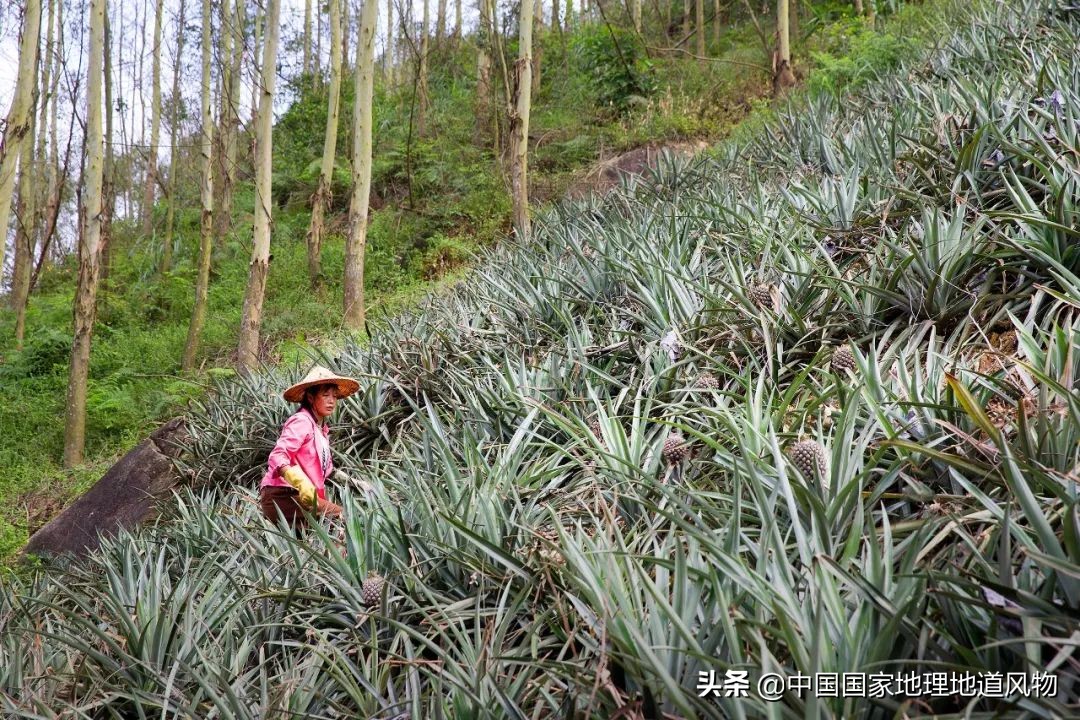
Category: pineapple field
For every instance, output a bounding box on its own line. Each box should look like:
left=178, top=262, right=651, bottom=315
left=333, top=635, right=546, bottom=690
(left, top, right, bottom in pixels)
left=3, top=0, right=1080, bottom=716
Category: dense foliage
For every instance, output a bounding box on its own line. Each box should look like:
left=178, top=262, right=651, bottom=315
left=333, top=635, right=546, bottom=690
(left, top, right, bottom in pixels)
left=2, top=0, right=1077, bottom=716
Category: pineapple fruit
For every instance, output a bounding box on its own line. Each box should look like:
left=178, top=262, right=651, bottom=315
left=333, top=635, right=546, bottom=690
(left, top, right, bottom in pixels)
left=662, top=432, right=688, bottom=464
left=361, top=572, right=385, bottom=607
left=788, top=439, right=827, bottom=479
left=830, top=345, right=856, bottom=374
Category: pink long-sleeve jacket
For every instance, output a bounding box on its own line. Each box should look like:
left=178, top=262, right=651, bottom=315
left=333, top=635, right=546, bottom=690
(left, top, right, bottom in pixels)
left=260, top=408, right=332, bottom=500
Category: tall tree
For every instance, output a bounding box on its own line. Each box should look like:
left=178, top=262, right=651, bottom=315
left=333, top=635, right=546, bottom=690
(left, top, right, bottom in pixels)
left=713, top=0, right=721, bottom=45
left=0, top=0, right=43, bottom=285
left=384, top=0, right=393, bottom=82
left=182, top=0, right=216, bottom=370
left=250, top=2, right=262, bottom=123
left=417, top=0, right=430, bottom=136
left=631, top=0, right=641, bottom=31
left=455, top=0, right=461, bottom=37
left=238, top=0, right=281, bottom=370
left=344, top=0, right=377, bottom=330
left=141, top=0, right=164, bottom=235
left=510, top=0, right=533, bottom=236
left=774, top=0, right=794, bottom=93
left=63, top=0, right=107, bottom=468
left=696, top=0, right=705, bottom=60
left=10, top=64, right=39, bottom=348
left=303, top=0, right=313, bottom=76
left=306, top=0, right=343, bottom=289
left=162, top=0, right=187, bottom=274
left=213, top=0, right=243, bottom=246
left=475, top=0, right=493, bottom=142
left=436, top=0, right=446, bottom=42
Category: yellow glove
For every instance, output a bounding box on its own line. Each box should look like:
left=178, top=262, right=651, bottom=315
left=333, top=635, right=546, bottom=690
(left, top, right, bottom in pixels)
left=281, top=466, right=317, bottom=510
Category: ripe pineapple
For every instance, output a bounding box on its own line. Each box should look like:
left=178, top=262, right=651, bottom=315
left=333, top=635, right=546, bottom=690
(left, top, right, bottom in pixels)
left=694, top=372, right=719, bottom=390
left=662, top=432, right=688, bottom=464
left=788, top=439, right=827, bottom=479
left=361, top=571, right=385, bottom=607
left=830, top=345, right=856, bottom=374
left=748, top=283, right=776, bottom=312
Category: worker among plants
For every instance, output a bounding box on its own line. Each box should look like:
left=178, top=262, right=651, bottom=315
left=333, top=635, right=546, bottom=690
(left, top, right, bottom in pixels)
left=260, top=365, right=359, bottom=529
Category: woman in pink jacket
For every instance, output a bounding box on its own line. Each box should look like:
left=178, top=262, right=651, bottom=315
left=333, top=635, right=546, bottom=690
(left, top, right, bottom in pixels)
left=260, top=365, right=359, bottom=529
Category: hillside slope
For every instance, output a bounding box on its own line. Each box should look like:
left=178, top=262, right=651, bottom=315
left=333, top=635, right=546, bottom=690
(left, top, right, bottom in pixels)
left=2, top=0, right=1077, bottom=716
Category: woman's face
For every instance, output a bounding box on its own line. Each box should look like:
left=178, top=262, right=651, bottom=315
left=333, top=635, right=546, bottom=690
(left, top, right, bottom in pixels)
left=309, top=385, right=338, bottom=419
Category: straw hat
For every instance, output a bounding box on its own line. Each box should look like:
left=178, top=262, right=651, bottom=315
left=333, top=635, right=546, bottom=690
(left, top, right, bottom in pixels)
left=283, top=365, right=361, bottom=403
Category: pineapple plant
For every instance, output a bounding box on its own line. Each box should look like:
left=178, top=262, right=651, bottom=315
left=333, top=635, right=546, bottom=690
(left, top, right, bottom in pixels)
left=361, top=571, right=385, bottom=607
left=747, top=283, right=776, bottom=312
left=788, top=438, right=827, bottom=479
left=830, top=345, right=857, bottom=374
left=662, top=432, right=688, bottom=464
left=694, top=372, right=719, bottom=390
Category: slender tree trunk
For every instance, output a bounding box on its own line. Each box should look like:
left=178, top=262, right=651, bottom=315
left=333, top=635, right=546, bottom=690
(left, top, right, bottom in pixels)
left=238, top=0, right=280, bottom=371
left=251, top=3, right=262, bottom=124
left=0, top=0, right=42, bottom=285
left=455, top=0, right=462, bottom=37
left=774, top=0, right=793, bottom=93
left=34, top=0, right=55, bottom=239
left=140, top=0, right=164, bottom=235
left=510, top=0, right=533, bottom=236
left=11, top=95, right=38, bottom=347
left=417, top=0, right=429, bottom=137
left=854, top=0, right=863, bottom=14
left=475, top=0, right=493, bottom=144
left=162, top=0, right=187, bottom=274
left=316, top=0, right=323, bottom=81
left=436, top=0, right=446, bottom=43
left=713, top=0, right=721, bottom=45
left=101, top=10, right=114, bottom=285
left=40, top=0, right=60, bottom=279
left=182, top=0, right=216, bottom=371
left=306, top=0, right=343, bottom=289
left=532, top=0, right=543, bottom=89
left=344, top=0, right=377, bottom=331
left=695, top=0, right=704, bottom=60
left=10, top=0, right=40, bottom=344
left=342, top=0, right=349, bottom=73
left=385, top=0, right=394, bottom=83
left=223, top=0, right=245, bottom=236
left=683, top=0, right=691, bottom=38
left=213, top=0, right=242, bottom=246
left=64, top=0, right=107, bottom=469
left=303, top=0, right=313, bottom=77
left=632, top=0, right=641, bottom=32
left=552, top=0, right=559, bottom=31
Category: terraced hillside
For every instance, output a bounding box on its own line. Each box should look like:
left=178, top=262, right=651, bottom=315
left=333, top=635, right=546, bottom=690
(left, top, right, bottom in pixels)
left=3, top=0, right=1079, bottom=716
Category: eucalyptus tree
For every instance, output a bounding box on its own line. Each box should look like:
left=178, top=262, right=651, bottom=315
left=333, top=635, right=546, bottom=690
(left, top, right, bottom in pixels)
left=141, top=0, right=164, bottom=236
left=214, top=0, right=245, bottom=246
left=384, top=0, right=393, bottom=83
left=344, top=0, right=378, bottom=330
left=238, top=0, right=281, bottom=371
left=774, top=0, right=793, bottom=93
left=9, top=35, right=39, bottom=348
left=696, top=0, right=705, bottom=60
left=182, top=0, right=217, bottom=370
left=303, top=0, right=313, bottom=76
left=0, top=0, right=42, bottom=287
left=162, top=0, right=187, bottom=274
left=63, top=0, right=107, bottom=468
left=417, top=0, right=430, bottom=136
left=510, top=0, right=533, bottom=236
left=307, top=0, right=344, bottom=290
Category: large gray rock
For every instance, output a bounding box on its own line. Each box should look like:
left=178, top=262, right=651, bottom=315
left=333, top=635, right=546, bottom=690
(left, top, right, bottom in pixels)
left=24, top=418, right=188, bottom=559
